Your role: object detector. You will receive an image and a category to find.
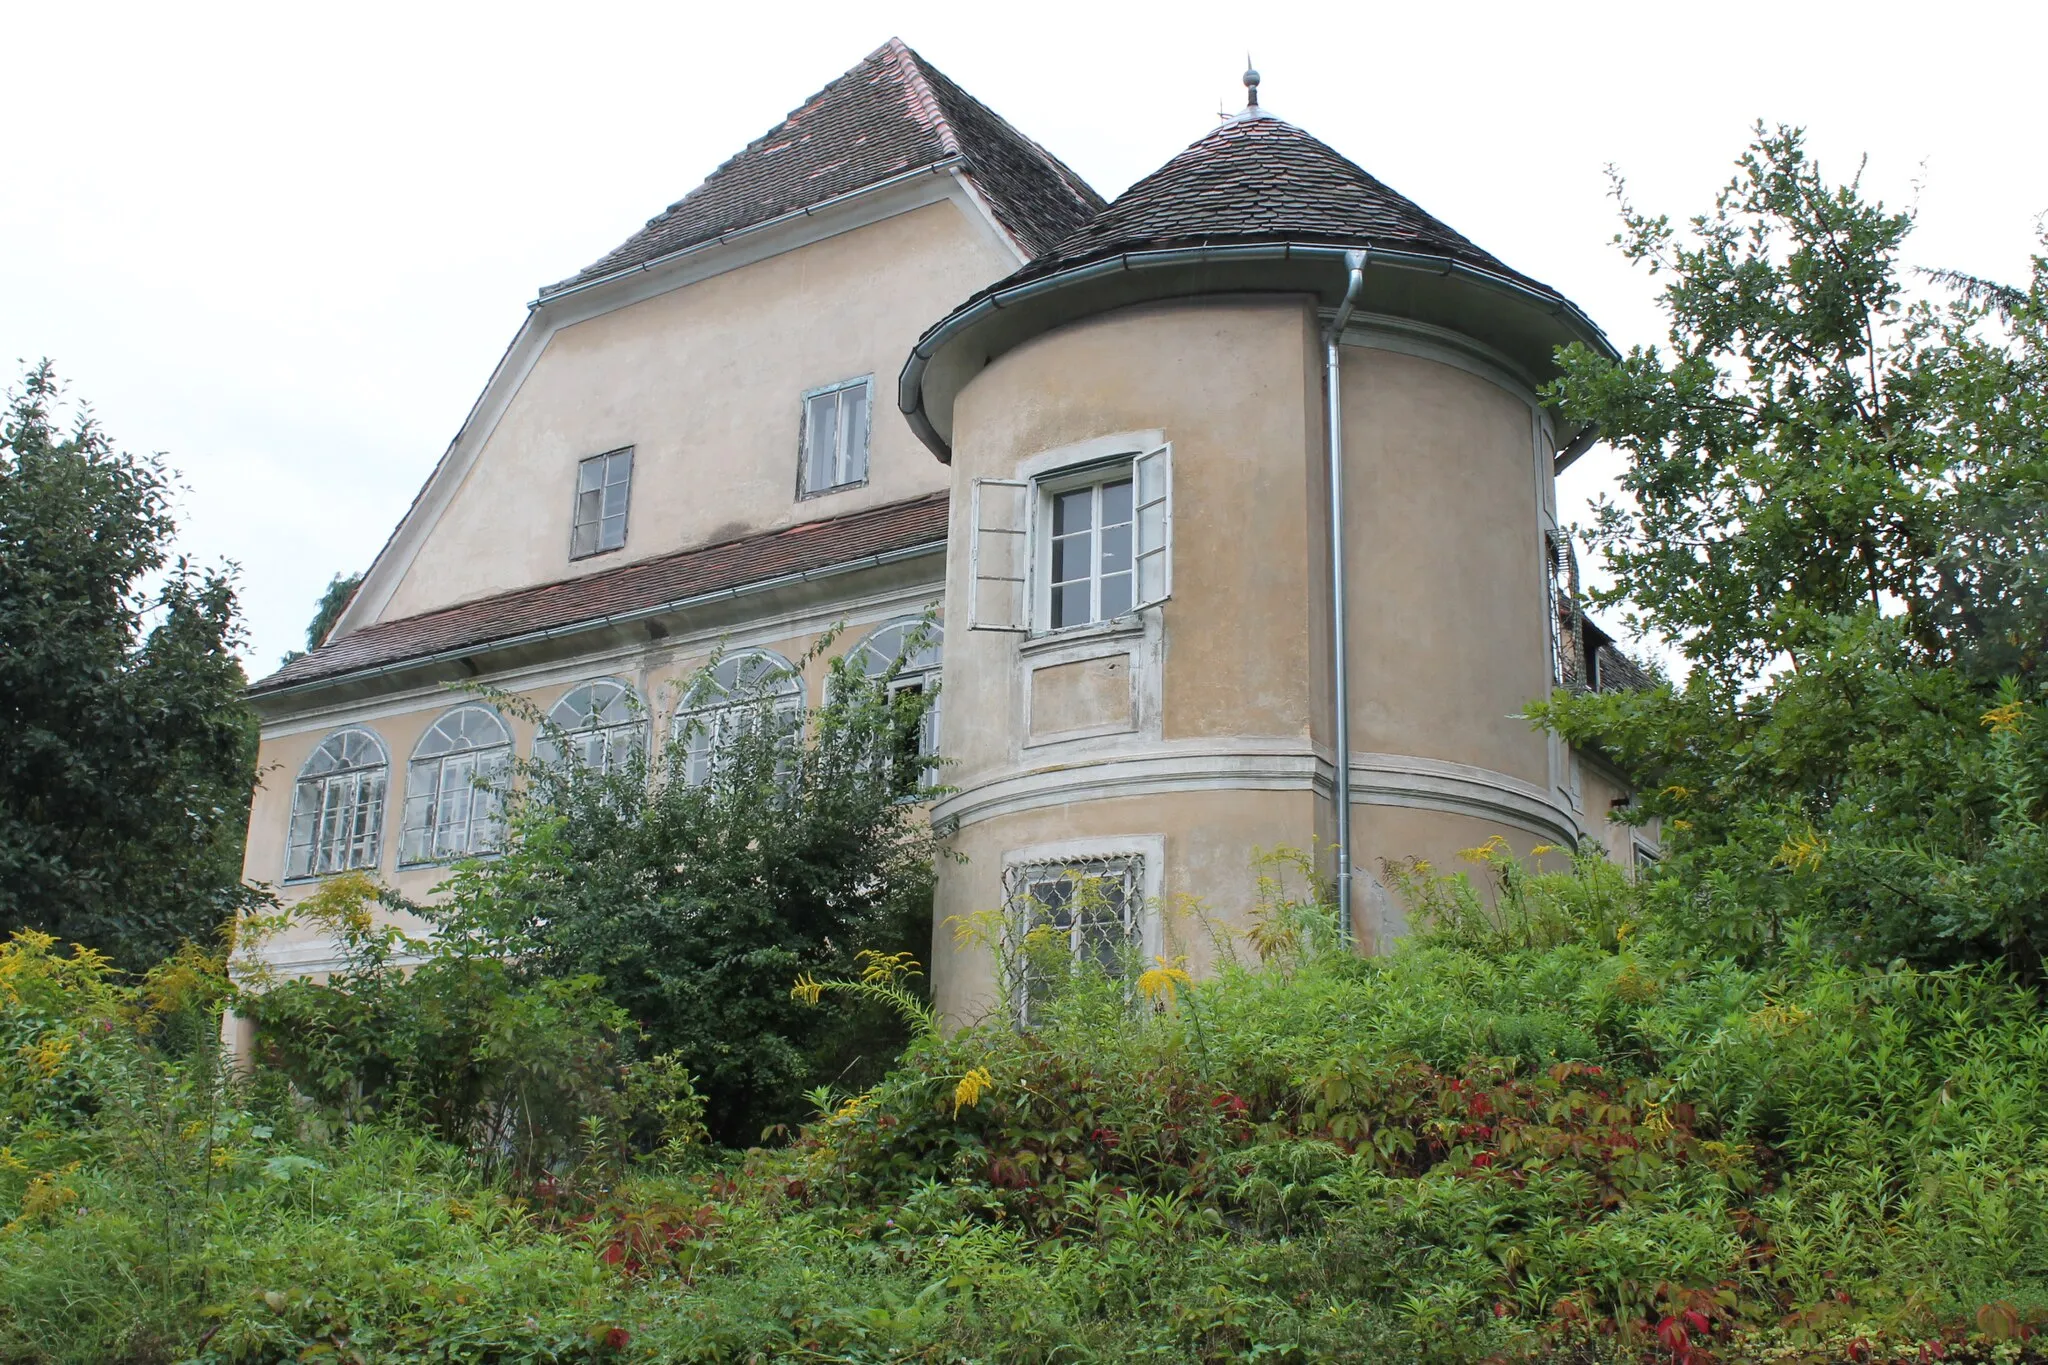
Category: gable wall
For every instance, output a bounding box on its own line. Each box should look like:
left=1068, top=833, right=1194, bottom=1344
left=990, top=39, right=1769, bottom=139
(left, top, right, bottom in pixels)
left=380, top=200, right=1011, bottom=620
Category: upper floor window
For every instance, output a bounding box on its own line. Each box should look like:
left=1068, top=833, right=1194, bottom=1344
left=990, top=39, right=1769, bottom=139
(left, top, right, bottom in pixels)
left=672, top=650, right=805, bottom=787
left=535, top=679, right=646, bottom=775
left=798, top=377, right=870, bottom=497
left=845, top=616, right=944, bottom=775
left=286, top=728, right=388, bottom=880
left=400, top=705, right=513, bottom=866
left=968, top=445, right=1171, bottom=634
left=571, top=448, right=634, bottom=559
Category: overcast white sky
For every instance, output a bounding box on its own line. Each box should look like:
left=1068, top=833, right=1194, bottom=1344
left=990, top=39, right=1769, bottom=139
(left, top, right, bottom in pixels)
left=4, top=0, right=2043, bottom=671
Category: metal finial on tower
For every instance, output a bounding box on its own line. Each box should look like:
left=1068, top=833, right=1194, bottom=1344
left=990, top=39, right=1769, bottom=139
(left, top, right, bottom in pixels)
left=1243, top=57, right=1260, bottom=108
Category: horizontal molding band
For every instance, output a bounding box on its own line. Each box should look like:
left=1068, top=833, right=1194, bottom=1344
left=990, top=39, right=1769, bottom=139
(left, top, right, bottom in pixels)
left=932, top=742, right=1583, bottom=846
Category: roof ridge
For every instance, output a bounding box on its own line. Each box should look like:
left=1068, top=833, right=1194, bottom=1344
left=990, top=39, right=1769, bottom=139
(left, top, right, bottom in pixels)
left=882, top=37, right=964, bottom=159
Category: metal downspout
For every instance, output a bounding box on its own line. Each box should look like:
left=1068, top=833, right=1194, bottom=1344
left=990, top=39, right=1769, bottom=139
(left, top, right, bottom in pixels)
left=1325, top=249, right=1367, bottom=948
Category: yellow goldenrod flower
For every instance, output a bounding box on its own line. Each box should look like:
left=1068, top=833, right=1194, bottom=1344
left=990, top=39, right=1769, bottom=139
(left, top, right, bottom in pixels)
left=1660, top=785, right=1694, bottom=800
left=1457, top=834, right=1511, bottom=863
left=1774, top=830, right=1826, bottom=874
left=1670, top=819, right=1692, bottom=831
left=789, top=974, right=824, bottom=1007
left=1137, top=955, right=1194, bottom=1007
left=1982, top=702, right=2026, bottom=734
left=953, top=1066, right=994, bottom=1116
left=1529, top=844, right=1558, bottom=857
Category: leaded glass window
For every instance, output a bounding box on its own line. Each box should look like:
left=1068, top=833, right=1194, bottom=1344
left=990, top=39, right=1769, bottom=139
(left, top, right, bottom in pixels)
left=1004, top=855, right=1143, bottom=1028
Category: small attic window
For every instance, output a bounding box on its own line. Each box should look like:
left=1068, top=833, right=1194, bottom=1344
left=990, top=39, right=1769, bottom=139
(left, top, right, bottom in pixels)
left=571, top=448, right=633, bottom=559
left=798, top=377, right=871, bottom=498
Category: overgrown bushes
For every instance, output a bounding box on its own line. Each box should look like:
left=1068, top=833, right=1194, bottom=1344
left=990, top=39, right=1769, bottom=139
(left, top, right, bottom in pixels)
left=5, top=845, right=2045, bottom=1363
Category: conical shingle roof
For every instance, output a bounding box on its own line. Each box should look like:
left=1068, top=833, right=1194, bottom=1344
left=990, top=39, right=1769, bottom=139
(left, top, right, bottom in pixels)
left=544, top=39, right=1104, bottom=296
left=998, top=111, right=1555, bottom=299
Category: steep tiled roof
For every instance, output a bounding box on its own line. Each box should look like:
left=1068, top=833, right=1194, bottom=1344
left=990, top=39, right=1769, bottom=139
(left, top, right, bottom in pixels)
left=250, top=494, right=949, bottom=694
left=992, top=112, right=1558, bottom=298
left=543, top=39, right=1103, bottom=295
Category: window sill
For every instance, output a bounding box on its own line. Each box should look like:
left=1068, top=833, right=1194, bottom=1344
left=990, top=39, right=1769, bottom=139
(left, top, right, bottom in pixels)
left=1018, top=614, right=1145, bottom=658
left=796, top=479, right=869, bottom=502
left=281, top=868, right=379, bottom=886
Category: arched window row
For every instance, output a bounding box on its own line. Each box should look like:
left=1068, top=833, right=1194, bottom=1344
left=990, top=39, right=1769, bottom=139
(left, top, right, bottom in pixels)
left=282, top=626, right=942, bottom=880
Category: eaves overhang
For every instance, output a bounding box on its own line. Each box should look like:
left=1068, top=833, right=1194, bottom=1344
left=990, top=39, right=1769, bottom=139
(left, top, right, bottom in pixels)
left=898, top=238, right=1619, bottom=462
left=246, top=537, right=946, bottom=720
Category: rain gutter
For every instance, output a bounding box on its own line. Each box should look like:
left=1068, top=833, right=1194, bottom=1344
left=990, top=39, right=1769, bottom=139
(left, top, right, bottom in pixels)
left=1324, top=249, right=1367, bottom=947
left=898, top=240, right=1615, bottom=459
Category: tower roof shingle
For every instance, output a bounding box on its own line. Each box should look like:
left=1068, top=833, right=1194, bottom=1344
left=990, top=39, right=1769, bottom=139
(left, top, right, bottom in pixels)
left=543, top=39, right=1104, bottom=296
left=996, top=111, right=1557, bottom=299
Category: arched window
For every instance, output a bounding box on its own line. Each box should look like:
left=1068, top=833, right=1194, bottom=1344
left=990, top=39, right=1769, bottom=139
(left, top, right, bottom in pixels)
left=846, top=616, right=944, bottom=764
left=400, top=705, right=513, bottom=866
left=286, top=728, right=388, bottom=879
left=672, top=650, right=804, bottom=787
left=535, top=679, right=647, bottom=775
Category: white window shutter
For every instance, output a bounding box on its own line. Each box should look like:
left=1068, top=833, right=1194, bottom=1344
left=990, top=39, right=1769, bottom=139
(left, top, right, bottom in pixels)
left=968, top=478, right=1030, bottom=632
left=1133, top=444, right=1172, bottom=608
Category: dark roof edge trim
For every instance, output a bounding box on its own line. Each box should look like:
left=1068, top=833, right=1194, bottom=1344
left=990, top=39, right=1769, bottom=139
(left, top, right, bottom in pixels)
left=898, top=240, right=1620, bottom=461
left=249, top=538, right=947, bottom=703
left=536, top=156, right=968, bottom=307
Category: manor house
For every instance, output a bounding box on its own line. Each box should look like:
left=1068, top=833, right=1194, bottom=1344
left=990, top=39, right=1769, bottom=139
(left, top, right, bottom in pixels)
left=239, top=40, right=1654, bottom=1023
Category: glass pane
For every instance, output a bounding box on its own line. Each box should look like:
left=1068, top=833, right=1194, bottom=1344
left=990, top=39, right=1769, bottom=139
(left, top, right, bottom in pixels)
left=839, top=384, right=868, bottom=483
left=576, top=488, right=602, bottom=527
left=571, top=520, right=597, bottom=559
left=1051, top=532, right=1091, bottom=584
left=1053, top=488, right=1093, bottom=537
left=1137, top=500, right=1165, bottom=554
left=805, top=392, right=838, bottom=491
left=605, top=450, right=633, bottom=486
left=600, top=512, right=627, bottom=551
left=1099, top=572, right=1132, bottom=620
left=1100, top=478, right=1133, bottom=527
left=578, top=458, right=604, bottom=492
left=1137, top=455, right=1164, bottom=504
left=602, top=479, right=629, bottom=518
left=1051, top=583, right=1089, bottom=629
left=1099, top=523, right=1131, bottom=574
left=1138, top=551, right=1166, bottom=604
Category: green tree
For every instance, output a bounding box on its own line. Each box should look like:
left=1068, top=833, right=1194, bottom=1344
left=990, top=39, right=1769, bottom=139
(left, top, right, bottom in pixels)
left=1535, top=128, right=2048, bottom=972
left=435, top=631, right=941, bottom=1143
left=279, top=571, right=362, bottom=665
left=0, top=362, right=260, bottom=969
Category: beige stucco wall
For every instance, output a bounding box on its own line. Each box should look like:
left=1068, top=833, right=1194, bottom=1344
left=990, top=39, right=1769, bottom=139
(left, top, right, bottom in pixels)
left=381, top=200, right=1012, bottom=621
left=925, top=295, right=1602, bottom=1017
left=1340, top=345, right=1553, bottom=790
left=939, top=296, right=1325, bottom=780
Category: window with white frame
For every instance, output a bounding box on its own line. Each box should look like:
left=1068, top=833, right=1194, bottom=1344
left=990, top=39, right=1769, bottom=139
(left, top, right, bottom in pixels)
left=672, top=650, right=805, bottom=787
left=534, top=679, right=646, bottom=775
left=798, top=377, right=871, bottom=497
left=845, top=617, right=943, bottom=771
left=968, top=445, right=1170, bottom=633
left=571, top=448, right=634, bottom=559
left=1004, top=855, right=1144, bottom=1028
left=285, top=728, right=388, bottom=879
left=400, top=705, right=513, bottom=865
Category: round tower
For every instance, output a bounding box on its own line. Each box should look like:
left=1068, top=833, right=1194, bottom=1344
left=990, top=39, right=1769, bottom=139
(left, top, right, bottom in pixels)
left=899, top=93, right=1617, bottom=1025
